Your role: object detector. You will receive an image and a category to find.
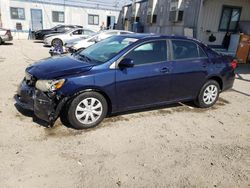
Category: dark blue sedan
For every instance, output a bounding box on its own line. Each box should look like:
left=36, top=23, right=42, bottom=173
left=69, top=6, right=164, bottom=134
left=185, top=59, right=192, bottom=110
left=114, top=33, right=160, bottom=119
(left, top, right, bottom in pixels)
left=15, top=34, right=236, bottom=129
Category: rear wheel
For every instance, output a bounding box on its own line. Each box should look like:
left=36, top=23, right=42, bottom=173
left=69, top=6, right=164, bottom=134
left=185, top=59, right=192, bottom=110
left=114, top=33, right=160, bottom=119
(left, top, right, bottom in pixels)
left=52, top=38, right=63, bottom=47
left=67, top=92, right=108, bottom=129
left=195, top=80, right=220, bottom=108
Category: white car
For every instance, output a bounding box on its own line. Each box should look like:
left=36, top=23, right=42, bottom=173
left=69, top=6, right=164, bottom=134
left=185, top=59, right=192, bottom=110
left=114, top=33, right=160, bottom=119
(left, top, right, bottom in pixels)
left=66, top=30, right=134, bottom=53
left=44, top=28, right=95, bottom=47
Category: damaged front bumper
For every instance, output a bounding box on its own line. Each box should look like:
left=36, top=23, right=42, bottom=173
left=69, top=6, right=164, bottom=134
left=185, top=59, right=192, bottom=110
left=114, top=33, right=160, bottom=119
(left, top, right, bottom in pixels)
left=15, top=80, right=67, bottom=126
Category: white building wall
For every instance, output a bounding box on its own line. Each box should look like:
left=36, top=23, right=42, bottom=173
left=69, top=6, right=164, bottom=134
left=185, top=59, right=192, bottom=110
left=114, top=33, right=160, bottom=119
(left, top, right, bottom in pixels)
left=198, top=0, right=250, bottom=45
left=0, top=0, right=120, bottom=39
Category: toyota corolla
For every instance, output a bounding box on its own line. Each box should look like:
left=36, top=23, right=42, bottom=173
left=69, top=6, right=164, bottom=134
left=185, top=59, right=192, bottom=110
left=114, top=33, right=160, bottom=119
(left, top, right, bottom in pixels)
left=15, top=34, right=236, bottom=129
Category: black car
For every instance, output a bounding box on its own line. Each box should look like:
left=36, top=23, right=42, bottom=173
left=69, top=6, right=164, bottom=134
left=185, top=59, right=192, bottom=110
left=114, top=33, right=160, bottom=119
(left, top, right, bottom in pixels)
left=34, top=25, right=83, bottom=40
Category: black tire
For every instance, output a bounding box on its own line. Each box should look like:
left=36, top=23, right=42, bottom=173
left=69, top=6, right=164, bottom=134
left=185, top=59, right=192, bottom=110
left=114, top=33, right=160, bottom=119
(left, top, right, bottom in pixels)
left=67, top=92, right=108, bottom=129
left=52, top=38, right=63, bottom=47
left=0, top=37, right=2, bottom=45
left=59, top=101, right=72, bottom=128
left=195, top=80, right=220, bottom=108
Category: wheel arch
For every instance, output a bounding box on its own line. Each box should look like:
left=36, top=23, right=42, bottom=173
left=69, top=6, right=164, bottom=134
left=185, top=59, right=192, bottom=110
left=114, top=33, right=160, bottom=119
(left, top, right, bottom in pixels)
left=207, top=76, right=223, bottom=90
left=65, top=88, right=113, bottom=115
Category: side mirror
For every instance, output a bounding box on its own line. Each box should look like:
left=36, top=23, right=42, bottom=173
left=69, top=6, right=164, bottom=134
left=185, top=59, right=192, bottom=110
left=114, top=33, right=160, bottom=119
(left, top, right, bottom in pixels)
left=118, top=58, right=134, bottom=69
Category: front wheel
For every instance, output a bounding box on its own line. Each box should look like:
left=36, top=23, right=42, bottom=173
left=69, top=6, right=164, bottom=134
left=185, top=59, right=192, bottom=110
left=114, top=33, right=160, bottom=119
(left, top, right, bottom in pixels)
left=195, top=80, right=220, bottom=108
left=52, top=38, right=63, bottom=47
left=67, top=92, right=108, bottom=129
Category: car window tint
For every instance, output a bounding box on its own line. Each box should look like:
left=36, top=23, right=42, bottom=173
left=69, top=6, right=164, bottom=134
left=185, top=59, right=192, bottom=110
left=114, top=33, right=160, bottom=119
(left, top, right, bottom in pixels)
left=198, top=46, right=207, bottom=58
left=56, top=27, right=66, bottom=32
left=84, top=30, right=94, bottom=35
left=73, top=29, right=83, bottom=35
left=172, top=40, right=199, bottom=60
left=125, top=40, right=167, bottom=65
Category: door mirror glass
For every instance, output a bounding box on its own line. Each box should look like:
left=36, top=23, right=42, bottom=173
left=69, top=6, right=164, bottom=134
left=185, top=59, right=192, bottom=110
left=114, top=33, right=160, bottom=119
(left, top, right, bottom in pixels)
left=119, top=58, right=134, bottom=68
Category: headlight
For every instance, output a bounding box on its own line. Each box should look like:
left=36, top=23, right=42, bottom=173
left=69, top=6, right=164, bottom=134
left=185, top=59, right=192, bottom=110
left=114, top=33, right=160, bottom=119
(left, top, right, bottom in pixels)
left=35, top=79, right=65, bottom=92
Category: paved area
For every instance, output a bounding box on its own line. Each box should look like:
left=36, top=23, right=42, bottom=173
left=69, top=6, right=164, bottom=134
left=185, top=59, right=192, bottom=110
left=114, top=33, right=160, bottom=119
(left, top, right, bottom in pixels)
left=0, top=40, right=250, bottom=187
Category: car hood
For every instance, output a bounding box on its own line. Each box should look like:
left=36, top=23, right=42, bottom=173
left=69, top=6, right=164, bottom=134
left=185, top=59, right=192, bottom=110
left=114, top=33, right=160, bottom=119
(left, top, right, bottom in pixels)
left=26, top=55, right=94, bottom=79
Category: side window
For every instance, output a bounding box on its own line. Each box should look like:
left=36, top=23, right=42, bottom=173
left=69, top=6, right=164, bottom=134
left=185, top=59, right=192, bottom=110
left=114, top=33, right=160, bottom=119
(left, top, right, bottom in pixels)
left=57, top=26, right=68, bottom=32
left=72, top=29, right=83, bottom=35
left=84, top=30, right=94, bottom=35
left=125, top=40, right=167, bottom=65
left=172, top=40, right=199, bottom=60
left=198, top=46, right=208, bottom=58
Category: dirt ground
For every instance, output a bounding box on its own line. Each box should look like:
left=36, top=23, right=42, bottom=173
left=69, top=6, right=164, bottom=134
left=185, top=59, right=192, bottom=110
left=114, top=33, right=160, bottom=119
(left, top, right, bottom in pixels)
left=0, top=40, right=249, bottom=188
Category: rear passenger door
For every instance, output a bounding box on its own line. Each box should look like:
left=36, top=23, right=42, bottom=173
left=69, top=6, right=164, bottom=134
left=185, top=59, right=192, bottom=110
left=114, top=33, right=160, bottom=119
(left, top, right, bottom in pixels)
left=169, top=39, right=209, bottom=100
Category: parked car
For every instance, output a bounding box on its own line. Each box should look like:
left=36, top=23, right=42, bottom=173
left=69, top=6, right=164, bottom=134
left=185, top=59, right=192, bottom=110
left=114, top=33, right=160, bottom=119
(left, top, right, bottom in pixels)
left=44, top=28, right=95, bottom=47
left=34, top=25, right=83, bottom=40
left=15, top=34, right=236, bottom=129
left=66, top=30, right=134, bottom=53
left=0, top=28, right=13, bottom=44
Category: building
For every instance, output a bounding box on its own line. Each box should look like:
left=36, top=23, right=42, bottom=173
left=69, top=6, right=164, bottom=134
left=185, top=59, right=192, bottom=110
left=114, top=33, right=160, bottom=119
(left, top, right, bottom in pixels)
left=0, top=0, right=121, bottom=39
left=117, top=0, right=250, bottom=46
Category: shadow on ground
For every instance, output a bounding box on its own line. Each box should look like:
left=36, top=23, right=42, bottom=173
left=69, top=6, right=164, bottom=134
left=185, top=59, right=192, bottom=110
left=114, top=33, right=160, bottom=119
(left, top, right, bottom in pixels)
left=33, top=40, right=44, bottom=43
left=14, top=98, right=230, bottom=131
left=14, top=104, right=50, bottom=128
left=0, top=42, right=13, bottom=46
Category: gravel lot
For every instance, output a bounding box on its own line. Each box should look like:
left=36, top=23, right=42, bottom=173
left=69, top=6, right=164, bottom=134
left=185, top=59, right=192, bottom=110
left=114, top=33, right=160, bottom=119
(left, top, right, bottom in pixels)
left=0, top=40, right=250, bottom=188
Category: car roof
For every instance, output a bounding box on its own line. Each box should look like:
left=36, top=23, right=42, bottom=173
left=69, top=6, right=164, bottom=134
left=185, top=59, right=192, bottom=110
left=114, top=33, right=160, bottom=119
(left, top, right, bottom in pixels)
left=120, top=33, right=188, bottom=40
left=102, top=30, right=133, bottom=33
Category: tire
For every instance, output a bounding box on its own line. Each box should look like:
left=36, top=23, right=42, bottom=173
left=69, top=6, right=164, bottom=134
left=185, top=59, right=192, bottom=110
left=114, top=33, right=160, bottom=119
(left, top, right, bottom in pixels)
left=0, top=37, right=2, bottom=45
left=195, top=80, right=220, bottom=108
left=67, top=92, right=108, bottom=129
left=52, top=38, right=63, bottom=47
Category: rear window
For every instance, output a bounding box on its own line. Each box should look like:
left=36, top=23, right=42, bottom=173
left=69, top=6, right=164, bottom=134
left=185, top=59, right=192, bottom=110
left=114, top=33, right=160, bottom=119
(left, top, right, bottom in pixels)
left=172, top=40, right=207, bottom=60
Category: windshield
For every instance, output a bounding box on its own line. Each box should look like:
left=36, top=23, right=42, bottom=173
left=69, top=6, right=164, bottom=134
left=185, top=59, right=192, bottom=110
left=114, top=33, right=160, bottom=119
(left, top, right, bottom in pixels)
left=78, top=36, right=138, bottom=63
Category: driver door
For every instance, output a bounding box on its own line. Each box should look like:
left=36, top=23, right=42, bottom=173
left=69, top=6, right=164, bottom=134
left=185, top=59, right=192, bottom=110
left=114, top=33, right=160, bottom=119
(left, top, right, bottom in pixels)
left=115, top=40, right=171, bottom=111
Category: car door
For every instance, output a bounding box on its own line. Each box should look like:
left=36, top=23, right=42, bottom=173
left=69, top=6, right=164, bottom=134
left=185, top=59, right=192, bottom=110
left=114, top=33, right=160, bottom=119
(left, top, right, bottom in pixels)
left=168, top=39, right=209, bottom=100
left=115, top=40, right=171, bottom=110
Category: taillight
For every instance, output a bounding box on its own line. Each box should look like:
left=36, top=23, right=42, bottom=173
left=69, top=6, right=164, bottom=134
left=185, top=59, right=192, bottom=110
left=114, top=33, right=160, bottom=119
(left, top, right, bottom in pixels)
left=231, top=59, right=237, bottom=69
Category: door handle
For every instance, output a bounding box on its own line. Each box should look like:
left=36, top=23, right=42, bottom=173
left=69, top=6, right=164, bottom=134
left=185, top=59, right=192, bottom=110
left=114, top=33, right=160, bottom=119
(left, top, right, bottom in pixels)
left=160, top=67, right=170, bottom=73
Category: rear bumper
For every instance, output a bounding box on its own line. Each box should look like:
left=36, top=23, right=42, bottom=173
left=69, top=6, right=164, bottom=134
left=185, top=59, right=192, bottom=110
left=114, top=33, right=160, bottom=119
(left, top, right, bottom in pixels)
left=34, top=33, right=43, bottom=40
left=222, top=71, right=235, bottom=91
left=1, top=35, right=13, bottom=42
left=44, top=40, right=50, bottom=45
left=15, top=80, right=66, bottom=125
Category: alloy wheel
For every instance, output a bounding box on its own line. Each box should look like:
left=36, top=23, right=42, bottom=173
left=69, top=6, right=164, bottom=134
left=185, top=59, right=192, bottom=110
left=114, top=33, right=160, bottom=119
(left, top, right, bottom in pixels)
left=203, top=85, right=218, bottom=105
left=75, top=97, right=103, bottom=124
